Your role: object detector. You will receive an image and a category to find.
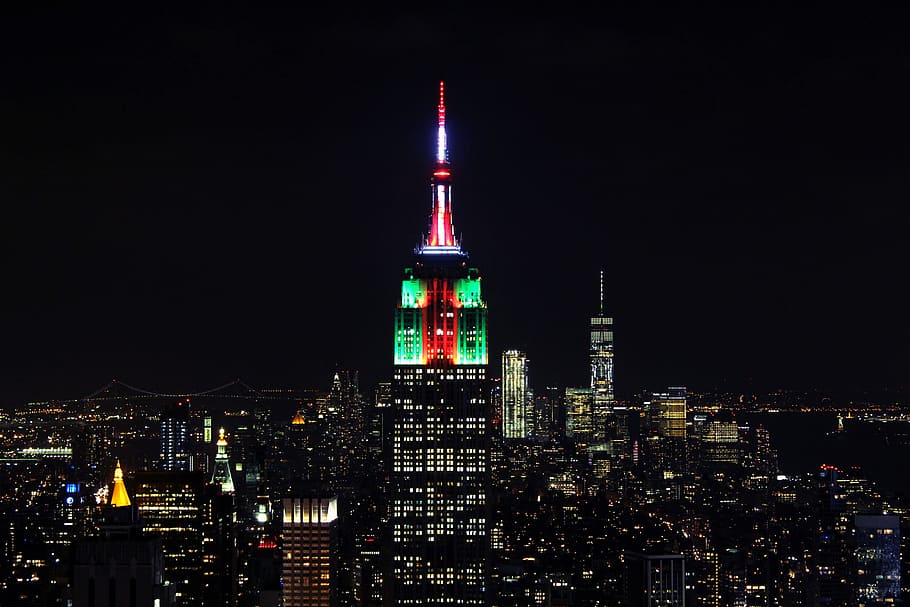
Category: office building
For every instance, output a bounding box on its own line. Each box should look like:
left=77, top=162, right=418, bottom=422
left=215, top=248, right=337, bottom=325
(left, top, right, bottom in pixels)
left=625, top=552, right=686, bottom=606
left=390, top=81, right=489, bottom=605
left=590, top=271, right=614, bottom=447
left=132, top=471, right=206, bottom=606
left=160, top=400, right=189, bottom=471
left=661, top=390, right=687, bottom=474
left=282, top=497, right=339, bottom=607
left=565, top=387, right=593, bottom=446
left=502, top=350, right=531, bottom=440
left=701, top=413, right=739, bottom=467
left=73, top=465, right=175, bottom=607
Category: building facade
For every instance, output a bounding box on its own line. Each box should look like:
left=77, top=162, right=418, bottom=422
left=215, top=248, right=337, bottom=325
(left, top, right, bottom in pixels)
left=160, top=400, right=189, bottom=471
left=282, top=497, right=339, bottom=607
left=132, top=471, right=206, bottom=607
left=390, top=81, right=489, bottom=606
left=625, top=552, right=686, bottom=607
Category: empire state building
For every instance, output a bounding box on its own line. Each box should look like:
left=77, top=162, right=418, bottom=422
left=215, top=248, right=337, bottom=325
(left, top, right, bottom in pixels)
left=390, top=81, right=489, bottom=605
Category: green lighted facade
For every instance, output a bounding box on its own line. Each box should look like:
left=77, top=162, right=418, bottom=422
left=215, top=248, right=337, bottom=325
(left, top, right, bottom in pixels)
left=394, top=268, right=487, bottom=366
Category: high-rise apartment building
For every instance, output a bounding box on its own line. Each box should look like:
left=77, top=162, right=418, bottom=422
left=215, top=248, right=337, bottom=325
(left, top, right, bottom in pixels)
left=390, top=81, right=489, bottom=605
left=282, top=497, right=339, bottom=607
left=502, top=350, right=531, bottom=440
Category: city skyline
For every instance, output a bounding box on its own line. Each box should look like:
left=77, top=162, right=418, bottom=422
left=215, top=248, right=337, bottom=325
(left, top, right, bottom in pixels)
left=2, top=57, right=909, bottom=605
left=2, top=6, right=907, bottom=405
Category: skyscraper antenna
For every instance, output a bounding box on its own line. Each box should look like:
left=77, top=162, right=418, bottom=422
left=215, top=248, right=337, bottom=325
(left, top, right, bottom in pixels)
left=437, top=80, right=447, bottom=164
left=600, top=270, right=605, bottom=314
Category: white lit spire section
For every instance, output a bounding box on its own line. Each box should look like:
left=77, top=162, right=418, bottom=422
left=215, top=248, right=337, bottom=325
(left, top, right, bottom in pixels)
left=437, top=80, right=447, bottom=164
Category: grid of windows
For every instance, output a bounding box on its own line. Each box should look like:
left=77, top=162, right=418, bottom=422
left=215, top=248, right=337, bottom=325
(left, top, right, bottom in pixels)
left=392, top=333, right=489, bottom=604
left=282, top=497, right=338, bottom=607
left=132, top=472, right=205, bottom=607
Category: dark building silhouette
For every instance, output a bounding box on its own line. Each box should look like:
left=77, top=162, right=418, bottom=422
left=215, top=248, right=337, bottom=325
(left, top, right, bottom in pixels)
left=624, top=552, right=686, bottom=607
left=73, top=465, right=175, bottom=607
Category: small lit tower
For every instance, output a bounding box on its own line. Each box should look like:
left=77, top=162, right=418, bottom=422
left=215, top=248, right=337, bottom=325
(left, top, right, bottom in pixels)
left=110, top=459, right=132, bottom=507
left=210, top=428, right=235, bottom=494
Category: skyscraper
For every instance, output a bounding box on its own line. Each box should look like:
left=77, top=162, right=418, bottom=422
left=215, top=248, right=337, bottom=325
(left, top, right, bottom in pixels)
left=854, top=514, right=900, bottom=605
left=565, top=387, right=593, bottom=445
left=390, top=81, right=489, bottom=606
left=650, top=387, right=687, bottom=478
left=590, top=271, right=614, bottom=447
left=501, top=350, right=530, bottom=440
left=133, top=471, right=206, bottom=606
left=282, top=497, right=339, bottom=607
left=73, top=468, right=176, bottom=607
left=160, top=400, right=189, bottom=471
left=624, top=552, right=686, bottom=607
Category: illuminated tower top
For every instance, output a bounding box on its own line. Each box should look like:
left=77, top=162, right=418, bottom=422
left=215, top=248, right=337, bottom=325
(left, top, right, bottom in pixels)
left=110, top=459, right=131, bottom=507
left=436, top=80, right=448, bottom=165
left=423, top=80, right=460, bottom=254
left=210, top=428, right=235, bottom=494
left=396, top=82, right=487, bottom=367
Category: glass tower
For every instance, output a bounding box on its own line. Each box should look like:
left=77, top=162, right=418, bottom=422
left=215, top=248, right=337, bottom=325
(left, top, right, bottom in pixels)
left=391, top=81, right=489, bottom=606
left=502, top=350, right=530, bottom=440
left=590, top=271, right=614, bottom=446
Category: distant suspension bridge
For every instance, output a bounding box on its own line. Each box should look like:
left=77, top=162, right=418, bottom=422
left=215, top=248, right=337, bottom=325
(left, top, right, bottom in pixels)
left=71, top=378, right=297, bottom=403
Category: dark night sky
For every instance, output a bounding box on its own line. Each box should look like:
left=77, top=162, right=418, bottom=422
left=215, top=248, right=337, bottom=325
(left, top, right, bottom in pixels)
left=1, top=5, right=907, bottom=405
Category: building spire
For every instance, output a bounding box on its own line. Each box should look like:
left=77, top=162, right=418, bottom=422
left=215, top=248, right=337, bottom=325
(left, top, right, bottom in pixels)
left=110, top=459, right=131, bottom=507
left=600, top=270, right=605, bottom=314
left=426, top=80, right=458, bottom=251
left=437, top=80, right=447, bottom=164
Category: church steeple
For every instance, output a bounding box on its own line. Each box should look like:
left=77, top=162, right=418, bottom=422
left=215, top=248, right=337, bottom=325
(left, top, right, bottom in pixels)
left=109, top=459, right=131, bottom=507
